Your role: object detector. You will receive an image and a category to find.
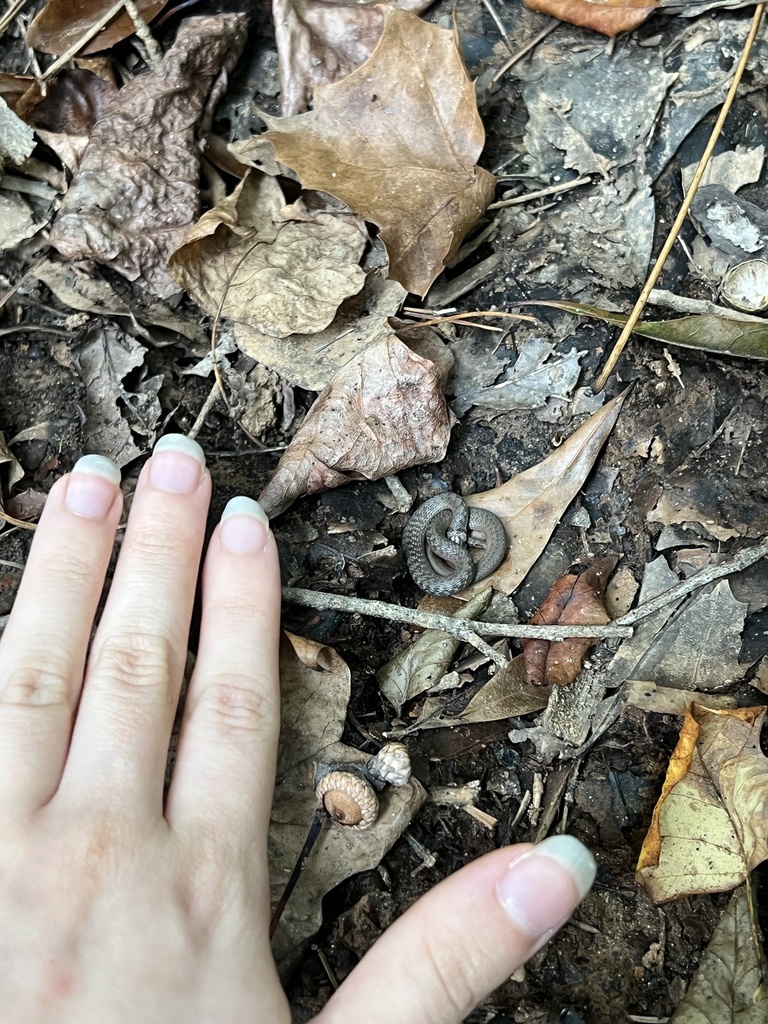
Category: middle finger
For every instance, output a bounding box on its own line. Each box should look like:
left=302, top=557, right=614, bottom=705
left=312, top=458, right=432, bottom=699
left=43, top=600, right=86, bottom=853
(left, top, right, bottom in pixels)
left=61, top=435, right=210, bottom=812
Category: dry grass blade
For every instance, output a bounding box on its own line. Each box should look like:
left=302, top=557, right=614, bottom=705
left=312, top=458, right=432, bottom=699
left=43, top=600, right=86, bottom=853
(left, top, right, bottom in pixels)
left=595, top=2, right=766, bottom=392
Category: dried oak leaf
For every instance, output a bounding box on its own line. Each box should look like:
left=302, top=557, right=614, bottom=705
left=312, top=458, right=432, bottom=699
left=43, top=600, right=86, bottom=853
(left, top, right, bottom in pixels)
left=169, top=170, right=368, bottom=347
left=270, top=633, right=424, bottom=959
left=637, top=704, right=768, bottom=903
left=50, top=15, right=247, bottom=299
left=523, top=556, right=619, bottom=686
left=274, top=0, right=435, bottom=115
left=462, top=391, right=627, bottom=598
left=523, top=0, right=658, bottom=37
left=258, top=331, right=450, bottom=517
left=28, top=0, right=167, bottom=56
left=262, top=8, right=495, bottom=297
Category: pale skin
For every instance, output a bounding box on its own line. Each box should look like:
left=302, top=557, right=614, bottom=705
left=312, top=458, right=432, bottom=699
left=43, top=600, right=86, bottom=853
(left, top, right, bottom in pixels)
left=0, top=435, right=597, bottom=1024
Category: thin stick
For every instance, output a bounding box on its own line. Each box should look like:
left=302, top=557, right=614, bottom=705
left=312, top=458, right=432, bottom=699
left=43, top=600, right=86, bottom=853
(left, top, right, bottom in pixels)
left=402, top=310, right=537, bottom=330
left=479, top=0, right=514, bottom=53
left=491, top=22, right=557, bottom=84
left=594, top=3, right=765, bottom=392
left=616, top=537, right=768, bottom=627
left=0, top=0, right=30, bottom=38
left=187, top=381, right=222, bottom=441
left=269, top=807, right=324, bottom=940
left=40, top=0, right=126, bottom=81
left=282, top=587, right=632, bottom=642
left=488, top=175, right=592, bottom=210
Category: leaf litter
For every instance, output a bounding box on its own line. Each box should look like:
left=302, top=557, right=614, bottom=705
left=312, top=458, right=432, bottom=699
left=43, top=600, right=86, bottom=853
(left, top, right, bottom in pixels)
left=4, top=0, right=768, bottom=1018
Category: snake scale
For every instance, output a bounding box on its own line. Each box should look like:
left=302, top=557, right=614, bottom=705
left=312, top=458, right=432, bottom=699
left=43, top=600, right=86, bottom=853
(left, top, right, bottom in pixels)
left=402, top=493, right=508, bottom=596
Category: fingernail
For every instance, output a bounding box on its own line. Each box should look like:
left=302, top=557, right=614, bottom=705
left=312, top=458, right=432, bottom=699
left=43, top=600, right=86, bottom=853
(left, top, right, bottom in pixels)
left=65, top=455, right=121, bottom=519
left=220, top=496, right=270, bottom=553
left=497, top=836, right=596, bottom=938
left=149, top=434, right=205, bottom=494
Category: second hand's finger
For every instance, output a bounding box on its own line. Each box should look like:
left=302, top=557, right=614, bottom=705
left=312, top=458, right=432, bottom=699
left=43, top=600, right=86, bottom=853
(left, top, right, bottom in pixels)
left=0, top=457, right=122, bottom=815
left=61, top=435, right=210, bottom=812
left=314, top=837, right=597, bottom=1024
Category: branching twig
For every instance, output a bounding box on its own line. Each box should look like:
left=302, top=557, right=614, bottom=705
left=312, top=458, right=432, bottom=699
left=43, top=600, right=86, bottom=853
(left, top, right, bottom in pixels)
left=616, top=537, right=768, bottom=627
left=282, top=587, right=633, bottom=646
left=595, top=3, right=766, bottom=391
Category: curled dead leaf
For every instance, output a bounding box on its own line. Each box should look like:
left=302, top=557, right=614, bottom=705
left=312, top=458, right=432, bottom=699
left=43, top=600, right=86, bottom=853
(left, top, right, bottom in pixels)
left=523, top=0, right=658, bottom=37
left=263, top=8, right=495, bottom=296
left=523, top=556, right=618, bottom=686
left=637, top=704, right=768, bottom=903
left=258, top=331, right=451, bottom=518
left=50, top=15, right=247, bottom=298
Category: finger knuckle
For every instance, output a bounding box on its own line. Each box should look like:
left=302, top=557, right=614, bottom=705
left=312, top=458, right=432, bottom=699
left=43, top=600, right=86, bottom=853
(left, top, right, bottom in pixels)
left=192, top=675, right=276, bottom=739
left=0, top=662, right=72, bottom=708
left=91, top=629, right=175, bottom=706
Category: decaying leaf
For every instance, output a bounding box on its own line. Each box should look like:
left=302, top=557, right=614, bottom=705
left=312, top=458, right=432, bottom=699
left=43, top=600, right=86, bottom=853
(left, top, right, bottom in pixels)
left=263, top=9, right=495, bottom=296
left=169, top=171, right=369, bottom=355
left=620, top=580, right=748, bottom=691
left=258, top=331, right=450, bottom=517
left=461, top=391, right=627, bottom=597
left=274, top=0, right=434, bottom=115
left=0, top=95, right=34, bottom=168
left=409, top=656, right=550, bottom=731
left=270, top=633, right=424, bottom=958
left=522, top=556, right=618, bottom=687
left=28, top=0, right=167, bottom=56
left=637, top=705, right=768, bottom=903
left=0, top=432, right=24, bottom=490
left=377, top=590, right=492, bottom=713
left=524, top=0, right=658, bottom=37
left=50, top=15, right=247, bottom=299
left=669, top=886, right=768, bottom=1023
left=533, top=300, right=768, bottom=362
left=72, top=323, right=161, bottom=466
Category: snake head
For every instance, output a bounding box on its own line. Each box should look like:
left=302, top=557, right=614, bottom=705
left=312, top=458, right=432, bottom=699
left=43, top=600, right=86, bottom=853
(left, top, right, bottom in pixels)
left=447, top=528, right=468, bottom=546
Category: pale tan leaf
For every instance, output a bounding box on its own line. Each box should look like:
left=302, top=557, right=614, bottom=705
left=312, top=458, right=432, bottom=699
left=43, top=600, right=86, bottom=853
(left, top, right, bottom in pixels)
left=258, top=331, right=450, bottom=517
left=462, top=392, right=627, bottom=597
left=262, top=8, right=495, bottom=296
left=637, top=705, right=768, bottom=903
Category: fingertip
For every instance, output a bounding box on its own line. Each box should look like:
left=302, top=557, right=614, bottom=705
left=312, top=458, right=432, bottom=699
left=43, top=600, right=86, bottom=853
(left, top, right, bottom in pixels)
left=218, top=497, right=271, bottom=554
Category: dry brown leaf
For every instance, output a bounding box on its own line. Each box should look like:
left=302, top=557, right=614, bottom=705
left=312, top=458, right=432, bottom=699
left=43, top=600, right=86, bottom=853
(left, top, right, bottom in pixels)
left=169, top=171, right=368, bottom=346
left=270, top=633, right=424, bottom=959
left=462, top=392, right=627, bottom=597
left=27, top=0, right=167, bottom=56
left=523, top=0, right=658, bottom=37
left=522, top=556, right=618, bottom=687
left=637, top=705, right=768, bottom=903
left=263, top=8, right=495, bottom=296
left=50, top=15, right=247, bottom=299
left=274, top=0, right=434, bottom=115
left=258, top=330, right=450, bottom=517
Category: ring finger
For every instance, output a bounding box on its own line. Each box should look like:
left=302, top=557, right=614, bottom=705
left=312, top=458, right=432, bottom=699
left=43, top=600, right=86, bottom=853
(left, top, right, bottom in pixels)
left=60, top=435, right=210, bottom=813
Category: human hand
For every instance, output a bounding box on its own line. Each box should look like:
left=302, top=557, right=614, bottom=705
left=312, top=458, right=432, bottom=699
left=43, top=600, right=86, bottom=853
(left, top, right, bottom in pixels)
left=0, top=435, right=596, bottom=1024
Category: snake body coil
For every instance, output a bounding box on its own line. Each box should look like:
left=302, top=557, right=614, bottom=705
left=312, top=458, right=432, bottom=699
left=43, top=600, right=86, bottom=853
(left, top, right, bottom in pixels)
left=402, top=493, right=507, bottom=597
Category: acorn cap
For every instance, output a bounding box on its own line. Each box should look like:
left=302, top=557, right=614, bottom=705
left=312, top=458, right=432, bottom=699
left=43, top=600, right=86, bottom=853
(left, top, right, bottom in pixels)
left=367, top=742, right=412, bottom=788
left=315, top=770, right=379, bottom=829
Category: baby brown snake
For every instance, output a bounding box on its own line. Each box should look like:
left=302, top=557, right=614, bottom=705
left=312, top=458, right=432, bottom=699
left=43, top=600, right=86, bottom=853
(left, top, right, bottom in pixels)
left=402, top=493, right=508, bottom=596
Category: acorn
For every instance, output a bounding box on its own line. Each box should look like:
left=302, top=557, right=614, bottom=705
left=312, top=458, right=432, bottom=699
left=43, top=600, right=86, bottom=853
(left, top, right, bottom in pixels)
left=315, top=770, right=379, bottom=829
left=366, top=742, right=412, bottom=788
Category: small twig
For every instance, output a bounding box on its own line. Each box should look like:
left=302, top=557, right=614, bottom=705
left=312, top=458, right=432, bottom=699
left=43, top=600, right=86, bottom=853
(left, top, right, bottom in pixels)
left=0, top=559, right=25, bottom=570
left=648, top=288, right=766, bottom=324
left=402, top=310, right=537, bottom=330
left=488, top=175, right=592, bottom=210
left=187, top=381, right=223, bottom=442
left=270, top=807, right=324, bottom=940
left=491, top=22, right=558, bottom=84
left=282, top=587, right=632, bottom=643
left=123, top=0, right=163, bottom=67
left=40, top=0, right=126, bottom=81
left=0, top=0, right=31, bottom=38
left=616, top=537, right=768, bottom=627
left=479, top=0, right=514, bottom=54
left=595, top=3, right=765, bottom=392
left=0, top=510, right=36, bottom=532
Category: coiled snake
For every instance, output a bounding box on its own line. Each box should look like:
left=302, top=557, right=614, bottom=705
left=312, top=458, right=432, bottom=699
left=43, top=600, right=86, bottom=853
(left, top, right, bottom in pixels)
left=402, top=493, right=507, bottom=597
